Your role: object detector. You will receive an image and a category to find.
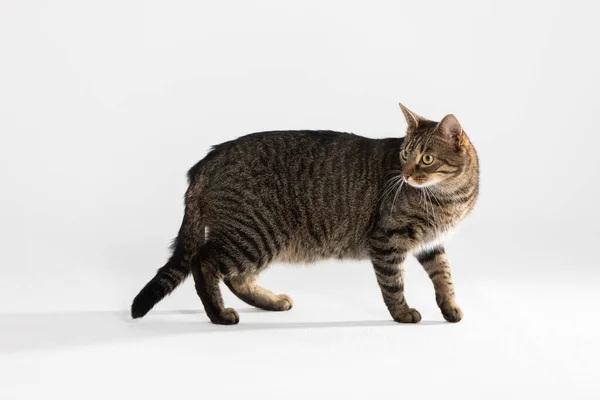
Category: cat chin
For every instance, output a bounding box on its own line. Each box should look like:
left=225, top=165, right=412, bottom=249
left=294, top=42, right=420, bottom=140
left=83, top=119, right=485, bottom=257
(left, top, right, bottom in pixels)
left=407, top=179, right=440, bottom=188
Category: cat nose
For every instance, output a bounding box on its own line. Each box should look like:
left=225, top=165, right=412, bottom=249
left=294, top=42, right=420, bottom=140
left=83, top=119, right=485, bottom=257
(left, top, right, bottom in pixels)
left=402, top=173, right=411, bottom=180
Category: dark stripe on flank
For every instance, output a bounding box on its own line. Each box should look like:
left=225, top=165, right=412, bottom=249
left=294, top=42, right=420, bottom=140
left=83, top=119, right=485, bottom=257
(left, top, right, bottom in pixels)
left=221, top=221, right=264, bottom=262
left=228, top=213, right=275, bottom=262
left=217, top=231, right=261, bottom=267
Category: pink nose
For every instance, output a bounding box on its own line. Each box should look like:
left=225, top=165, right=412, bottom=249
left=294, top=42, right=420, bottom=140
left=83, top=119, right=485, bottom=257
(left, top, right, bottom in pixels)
left=402, top=173, right=411, bottom=180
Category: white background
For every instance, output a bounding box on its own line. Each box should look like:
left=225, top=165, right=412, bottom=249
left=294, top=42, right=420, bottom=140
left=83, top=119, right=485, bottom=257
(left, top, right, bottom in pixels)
left=1, top=1, right=599, bottom=399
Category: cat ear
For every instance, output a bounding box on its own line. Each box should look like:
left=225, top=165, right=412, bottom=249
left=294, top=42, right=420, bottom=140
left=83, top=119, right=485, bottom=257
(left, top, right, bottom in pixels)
left=399, top=103, right=428, bottom=133
left=437, top=114, right=466, bottom=147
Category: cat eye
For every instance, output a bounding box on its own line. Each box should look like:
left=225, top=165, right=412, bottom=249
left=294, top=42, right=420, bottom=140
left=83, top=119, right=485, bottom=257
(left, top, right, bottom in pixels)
left=421, top=154, right=434, bottom=165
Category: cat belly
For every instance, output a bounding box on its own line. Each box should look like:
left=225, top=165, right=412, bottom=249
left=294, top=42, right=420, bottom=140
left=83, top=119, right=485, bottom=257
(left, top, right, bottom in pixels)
left=272, top=240, right=369, bottom=264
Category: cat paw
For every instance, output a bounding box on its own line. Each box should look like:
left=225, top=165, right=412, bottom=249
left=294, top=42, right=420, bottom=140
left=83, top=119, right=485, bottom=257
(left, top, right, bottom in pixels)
left=273, top=294, right=293, bottom=311
left=392, top=308, right=422, bottom=323
left=210, top=308, right=240, bottom=325
left=440, top=302, right=463, bottom=323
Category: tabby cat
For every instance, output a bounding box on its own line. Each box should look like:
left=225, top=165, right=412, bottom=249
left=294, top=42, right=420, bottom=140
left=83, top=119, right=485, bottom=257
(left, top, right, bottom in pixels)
left=131, top=104, right=479, bottom=325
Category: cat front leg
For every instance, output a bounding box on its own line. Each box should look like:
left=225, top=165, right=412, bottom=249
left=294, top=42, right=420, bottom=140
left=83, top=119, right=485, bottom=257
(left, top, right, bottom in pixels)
left=415, top=245, right=463, bottom=322
left=370, top=251, right=421, bottom=323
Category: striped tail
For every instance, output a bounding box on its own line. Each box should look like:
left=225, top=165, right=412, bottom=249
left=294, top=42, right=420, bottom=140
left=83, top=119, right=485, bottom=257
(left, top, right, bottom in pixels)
left=130, top=240, right=190, bottom=319
left=131, top=164, right=208, bottom=319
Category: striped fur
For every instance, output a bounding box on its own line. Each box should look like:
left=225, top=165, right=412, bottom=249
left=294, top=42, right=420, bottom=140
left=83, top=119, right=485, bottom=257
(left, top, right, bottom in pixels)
left=131, top=105, right=479, bottom=324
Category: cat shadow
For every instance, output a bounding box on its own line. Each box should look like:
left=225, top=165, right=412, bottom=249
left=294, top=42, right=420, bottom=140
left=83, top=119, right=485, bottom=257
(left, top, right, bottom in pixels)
left=0, top=309, right=447, bottom=354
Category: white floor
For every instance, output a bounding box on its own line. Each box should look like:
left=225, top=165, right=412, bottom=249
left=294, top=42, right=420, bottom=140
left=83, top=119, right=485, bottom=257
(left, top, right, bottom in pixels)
left=1, top=221, right=599, bottom=399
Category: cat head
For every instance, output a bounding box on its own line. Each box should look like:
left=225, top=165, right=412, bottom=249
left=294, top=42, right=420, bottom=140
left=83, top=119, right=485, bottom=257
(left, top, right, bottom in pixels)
left=398, top=103, right=475, bottom=188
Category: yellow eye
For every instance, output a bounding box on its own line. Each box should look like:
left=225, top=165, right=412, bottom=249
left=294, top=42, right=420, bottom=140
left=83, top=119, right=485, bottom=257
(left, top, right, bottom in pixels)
left=422, top=154, right=434, bottom=165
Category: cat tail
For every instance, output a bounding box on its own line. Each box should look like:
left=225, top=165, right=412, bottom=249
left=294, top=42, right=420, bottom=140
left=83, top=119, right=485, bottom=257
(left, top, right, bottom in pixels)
left=131, top=202, right=207, bottom=319
left=130, top=234, right=189, bottom=319
left=131, top=163, right=210, bottom=319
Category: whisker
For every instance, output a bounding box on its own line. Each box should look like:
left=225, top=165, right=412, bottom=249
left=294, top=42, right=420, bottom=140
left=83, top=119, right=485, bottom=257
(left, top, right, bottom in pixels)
left=380, top=175, right=400, bottom=194
left=420, top=188, right=431, bottom=226
left=379, top=174, right=403, bottom=203
left=390, top=180, right=405, bottom=216
left=427, top=186, right=443, bottom=208
left=425, top=187, right=438, bottom=235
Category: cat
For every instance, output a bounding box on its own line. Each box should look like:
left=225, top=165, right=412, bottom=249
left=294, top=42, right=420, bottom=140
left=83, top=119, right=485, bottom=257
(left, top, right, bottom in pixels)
left=131, top=104, right=479, bottom=325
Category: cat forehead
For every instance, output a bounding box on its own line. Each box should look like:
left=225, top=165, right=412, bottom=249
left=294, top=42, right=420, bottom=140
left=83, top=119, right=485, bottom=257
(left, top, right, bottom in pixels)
left=404, top=134, right=444, bottom=153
